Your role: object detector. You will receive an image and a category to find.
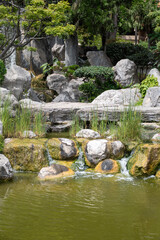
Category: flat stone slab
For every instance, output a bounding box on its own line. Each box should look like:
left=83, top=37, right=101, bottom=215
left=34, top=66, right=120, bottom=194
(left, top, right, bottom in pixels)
left=20, top=99, right=160, bottom=123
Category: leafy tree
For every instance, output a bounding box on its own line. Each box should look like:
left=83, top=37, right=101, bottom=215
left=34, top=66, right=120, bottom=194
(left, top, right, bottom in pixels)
left=0, top=0, right=75, bottom=60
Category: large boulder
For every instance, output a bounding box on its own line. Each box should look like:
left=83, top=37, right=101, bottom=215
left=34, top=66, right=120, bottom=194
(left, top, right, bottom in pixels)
left=148, top=68, right=160, bottom=85
left=46, top=74, right=68, bottom=94
left=92, top=88, right=141, bottom=106
left=76, top=129, right=100, bottom=139
left=17, top=39, right=52, bottom=75
left=86, top=51, right=113, bottom=67
left=0, top=154, right=13, bottom=180
left=47, top=138, right=79, bottom=160
left=4, top=138, right=48, bottom=171
left=53, top=78, right=84, bottom=102
left=52, top=37, right=65, bottom=61
left=38, top=164, right=74, bottom=180
left=128, top=144, right=160, bottom=177
left=3, top=65, right=31, bottom=100
left=113, top=59, right=138, bottom=87
left=143, top=87, right=160, bottom=107
left=95, top=159, right=120, bottom=174
left=84, top=139, right=109, bottom=167
left=65, top=34, right=78, bottom=66
left=0, top=87, right=18, bottom=110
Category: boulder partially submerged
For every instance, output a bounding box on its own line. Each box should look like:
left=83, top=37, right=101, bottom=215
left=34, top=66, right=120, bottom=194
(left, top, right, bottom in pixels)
left=0, top=154, right=13, bottom=181
left=38, top=164, right=74, bottom=180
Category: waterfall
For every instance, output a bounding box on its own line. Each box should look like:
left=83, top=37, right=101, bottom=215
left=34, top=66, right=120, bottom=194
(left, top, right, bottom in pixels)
left=73, top=147, right=87, bottom=172
left=5, top=49, right=16, bottom=69
left=118, top=154, right=133, bottom=180
left=45, top=142, right=56, bottom=166
left=119, top=156, right=130, bottom=176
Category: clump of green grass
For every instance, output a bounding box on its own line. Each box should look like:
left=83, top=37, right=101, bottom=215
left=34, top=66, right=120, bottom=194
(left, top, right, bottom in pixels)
left=70, top=115, right=83, bottom=137
left=0, top=99, right=46, bottom=138
left=33, top=111, right=46, bottom=136
left=112, top=105, right=142, bottom=142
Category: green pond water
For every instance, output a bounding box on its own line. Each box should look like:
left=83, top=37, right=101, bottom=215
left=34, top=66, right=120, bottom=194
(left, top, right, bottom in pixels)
left=1, top=173, right=160, bottom=240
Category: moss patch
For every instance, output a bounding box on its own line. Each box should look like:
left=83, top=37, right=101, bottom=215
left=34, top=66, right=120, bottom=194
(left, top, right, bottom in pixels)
left=4, top=138, right=48, bottom=172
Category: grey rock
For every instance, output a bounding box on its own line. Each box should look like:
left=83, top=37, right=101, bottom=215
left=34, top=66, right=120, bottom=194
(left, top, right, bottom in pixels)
left=23, top=88, right=42, bottom=102
left=3, top=65, right=31, bottom=100
left=23, top=131, right=36, bottom=138
left=65, top=34, right=78, bottom=66
left=17, top=39, right=52, bottom=75
left=111, top=141, right=125, bottom=159
left=92, top=88, right=141, bottom=106
left=53, top=78, right=84, bottom=102
left=0, top=87, right=18, bottom=109
left=46, top=74, right=68, bottom=94
left=50, top=121, right=72, bottom=132
left=114, top=59, right=138, bottom=87
left=141, top=123, right=160, bottom=130
left=52, top=37, right=65, bottom=61
left=148, top=68, right=160, bottom=85
left=85, top=139, right=109, bottom=166
left=38, top=164, right=71, bottom=179
left=86, top=51, right=113, bottom=67
left=0, top=154, right=13, bottom=180
left=53, top=92, right=74, bottom=102
left=76, top=129, right=100, bottom=138
left=152, top=133, right=160, bottom=142
left=59, top=138, right=77, bottom=160
left=143, top=87, right=160, bottom=107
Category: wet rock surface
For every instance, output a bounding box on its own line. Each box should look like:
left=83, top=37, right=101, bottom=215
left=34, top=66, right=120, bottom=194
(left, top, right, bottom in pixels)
left=38, top=163, right=74, bottom=180
left=0, top=154, right=13, bottom=180
left=95, top=159, right=120, bottom=174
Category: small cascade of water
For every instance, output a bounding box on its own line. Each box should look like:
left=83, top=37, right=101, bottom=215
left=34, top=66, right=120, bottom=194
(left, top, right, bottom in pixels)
left=45, top=142, right=56, bottom=166
left=73, top=147, right=87, bottom=172
left=119, top=156, right=130, bottom=176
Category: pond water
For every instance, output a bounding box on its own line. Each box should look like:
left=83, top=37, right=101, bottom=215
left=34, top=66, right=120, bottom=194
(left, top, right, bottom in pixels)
left=0, top=172, right=160, bottom=240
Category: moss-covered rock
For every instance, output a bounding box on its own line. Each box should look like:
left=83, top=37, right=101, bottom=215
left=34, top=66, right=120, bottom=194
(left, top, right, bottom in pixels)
left=155, top=170, right=160, bottom=179
left=4, top=138, right=48, bottom=172
left=128, top=144, right=160, bottom=177
left=95, top=159, right=120, bottom=174
left=38, top=164, right=74, bottom=180
left=47, top=138, right=79, bottom=160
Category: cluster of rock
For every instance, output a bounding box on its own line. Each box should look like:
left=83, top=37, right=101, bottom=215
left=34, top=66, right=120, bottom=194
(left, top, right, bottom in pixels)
left=2, top=126, right=160, bottom=181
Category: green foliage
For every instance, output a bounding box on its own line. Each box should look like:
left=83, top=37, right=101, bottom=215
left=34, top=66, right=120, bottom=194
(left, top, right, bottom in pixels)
left=0, top=0, right=75, bottom=60
left=112, top=105, right=142, bottom=143
left=74, top=66, right=119, bottom=102
left=40, top=63, right=54, bottom=76
left=74, top=66, right=113, bottom=81
left=106, top=42, right=154, bottom=67
left=0, top=135, right=4, bottom=153
left=0, top=100, right=46, bottom=138
left=0, top=60, right=6, bottom=85
left=70, top=115, right=83, bottom=137
left=140, top=75, right=158, bottom=98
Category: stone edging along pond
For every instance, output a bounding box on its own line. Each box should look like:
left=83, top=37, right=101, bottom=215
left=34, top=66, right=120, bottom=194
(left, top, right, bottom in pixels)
left=2, top=136, right=160, bottom=181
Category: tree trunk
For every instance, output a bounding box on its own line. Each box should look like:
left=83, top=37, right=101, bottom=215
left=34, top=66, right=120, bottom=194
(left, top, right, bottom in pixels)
left=65, top=33, right=78, bottom=66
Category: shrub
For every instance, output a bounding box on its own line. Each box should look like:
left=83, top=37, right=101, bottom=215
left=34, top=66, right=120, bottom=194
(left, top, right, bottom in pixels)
left=106, top=42, right=154, bottom=67
left=0, top=60, right=6, bottom=85
left=74, top=66, right=119, bottom=102
left=74, top=66, right=113, bottom=81
left=140, top=75, right=158, bottom=98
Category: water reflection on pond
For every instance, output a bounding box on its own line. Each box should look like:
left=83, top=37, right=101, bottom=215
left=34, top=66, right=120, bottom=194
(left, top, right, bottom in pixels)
left=0, top=172, right=160, bottom=240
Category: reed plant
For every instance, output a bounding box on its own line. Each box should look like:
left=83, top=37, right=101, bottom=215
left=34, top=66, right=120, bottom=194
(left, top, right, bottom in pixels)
left=70, top=115, right=83, bottom=137
left=113, top=105, right=142, bottom=142
left=0, top=99, right=45, bottom=138
left=33, top=111, right=46, bottom=136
